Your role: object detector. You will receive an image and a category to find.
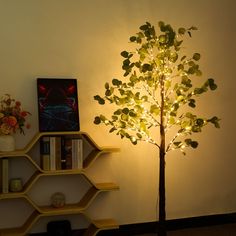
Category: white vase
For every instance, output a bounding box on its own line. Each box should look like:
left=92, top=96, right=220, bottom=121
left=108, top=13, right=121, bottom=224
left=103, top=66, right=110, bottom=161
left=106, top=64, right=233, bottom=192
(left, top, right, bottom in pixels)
left=0, top=135, right=15, bottom=152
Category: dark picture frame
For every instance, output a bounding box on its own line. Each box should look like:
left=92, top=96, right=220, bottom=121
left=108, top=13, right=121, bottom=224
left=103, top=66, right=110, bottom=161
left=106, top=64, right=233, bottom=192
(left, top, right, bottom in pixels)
left=37, top=78, right=80, bottom=132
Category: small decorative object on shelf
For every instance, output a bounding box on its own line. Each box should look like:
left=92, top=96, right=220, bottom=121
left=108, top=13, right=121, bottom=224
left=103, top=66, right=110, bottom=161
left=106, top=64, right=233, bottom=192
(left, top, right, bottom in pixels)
left=51, top=192, right=66, bottom=208
left=0, top=134, right=15, bottom=152
left=0, top=94, right=31, bottom=151
left=9, top=178, right=23, bottom=192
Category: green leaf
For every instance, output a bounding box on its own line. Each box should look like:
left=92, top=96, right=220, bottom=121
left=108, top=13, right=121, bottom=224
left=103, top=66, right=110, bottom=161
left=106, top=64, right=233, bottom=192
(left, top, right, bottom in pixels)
left=141, top=63, right=152, bottom=72
left=112, top=78, right=122, bottom=86
left=208, top=78, right=217, bottom=90
left=112, top=115, right=118, bottom=121
left=120, top=121, right=126, bottom=128
left=141, top=95, right=148, bottom=102
left=178, top=64, right=184, bottom=71
left=105, top=89, right=112, bottom=96
left=188, top=99, right=196, bottom=108
left=188, top=66, right=196, bottom=74
left=123, top=58, right=130, bottom=66
left=136, top=37, right=142, bottom=44
left=208, top=116, right=220, bottom=128
left=193, top=53, right=201, bottom=61
left=150, top=104, right=160, bottom=115
left=159, top=35, right=166, bottom=43
left=185, top=139, right=198, bottom=148
left=191, top=126, right=201, bottom=132
left=94, top=95, right=105, bottom=105
left=169, top=116, right=175, bottom=125
left=181, top=76, right=192, bottom=87
left=100, top=115, right=106, bottom=122
left=129, top=110, right=137, bottom=117
left=185, top=112, right=195, bottom=119
left=94, top=116, right=101, bottom=125
left=158, top=21, right=165, bottom=28
left=130, top=36, right=136, bottom=42
left=130, top=136, right=138, bottom=145
left=190, top=141, right=198, bottom=148
left=109, top=127, right=117, bottom=133
left=194, top=87, right=205, bottom=95
left=121, top=51, right=129, bottom=58
left=114, top=109, right=122, bottom=115
left=105, top=82, right=109, bottom=89
left=173, top=141, right=182, bottom=147
left=185, top=138, right=192, bottom=145
left=124, top=71, right=130, bottom=77
left=136, top=133, right=142, bottom=139
left=140, top=24, right=149, bottom=30
left=121, top=114, right=128, bottom=121
left=122, top=108, right=129, bottom=114
left=178, top=27, right=186, bottom=35
left=169, top=52, right=178, bottom=63
left=196, top=118, right=204, bottom=126
left=196, top=70, right=202, bottom=76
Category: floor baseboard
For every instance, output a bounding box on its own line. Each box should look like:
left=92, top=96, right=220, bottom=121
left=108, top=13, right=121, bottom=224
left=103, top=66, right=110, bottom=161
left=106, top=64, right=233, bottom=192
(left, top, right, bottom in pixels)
left=31, top=212, right=236, bottom=235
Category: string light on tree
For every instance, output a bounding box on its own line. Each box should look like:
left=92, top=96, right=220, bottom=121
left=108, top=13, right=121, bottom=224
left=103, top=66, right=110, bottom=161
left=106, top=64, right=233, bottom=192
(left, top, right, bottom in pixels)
left=93, top=21, right=220, bottom=236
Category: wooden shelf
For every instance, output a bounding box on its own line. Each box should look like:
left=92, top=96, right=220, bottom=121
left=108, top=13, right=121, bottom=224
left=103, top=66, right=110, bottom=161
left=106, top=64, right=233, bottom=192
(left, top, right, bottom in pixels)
left=85, top=219, right=119, bottom=236
left=0, top=131, right=119, bottom=236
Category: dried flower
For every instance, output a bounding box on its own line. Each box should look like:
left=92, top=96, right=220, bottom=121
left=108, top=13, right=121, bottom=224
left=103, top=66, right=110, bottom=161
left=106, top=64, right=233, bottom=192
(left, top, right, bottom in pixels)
left=0, top=94, right=31, bottom=135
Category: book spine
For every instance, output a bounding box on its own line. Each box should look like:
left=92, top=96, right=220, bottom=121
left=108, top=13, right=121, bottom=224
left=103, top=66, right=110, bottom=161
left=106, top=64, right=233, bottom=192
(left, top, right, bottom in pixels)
left=60, top=136, right=67, bottom=170
left=78, top=139, right=83, bottom=169
left=2, top=158, right=9, bottom=193
left=55, top=136, right=62, bottom=170
left=72, top=139, right=83, bottom=170
left=49, top=137, right=56, bottom=171
left=64, top=138, right=72, bottom=169
left=40, top=137, right=50, bottom=171
left=72, top=139, right=78, bottom=169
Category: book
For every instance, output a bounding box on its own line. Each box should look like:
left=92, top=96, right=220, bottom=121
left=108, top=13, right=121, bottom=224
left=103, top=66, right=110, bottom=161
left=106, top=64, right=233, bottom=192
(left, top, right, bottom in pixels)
left=55, top=136, right=62, bottom=170
left=60, top=136, right=67, bottom=170
left=77, top=139, right=83, bottom=169
left=41, top=136, right=62, bottom=170
left=49, top=137, right=57, bottom=171
left=72, top=139, right=83, bottom=169
left=2, top=158, right=9, bottom=193
left=40, top=137, right=50, bottom=171
left=64, top=137, right=72, bottom=169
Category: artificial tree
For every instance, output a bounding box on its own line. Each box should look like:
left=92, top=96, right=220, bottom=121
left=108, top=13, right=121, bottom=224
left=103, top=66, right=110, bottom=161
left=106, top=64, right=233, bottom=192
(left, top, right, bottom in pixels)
left=93, top=21, right=220, bottom=236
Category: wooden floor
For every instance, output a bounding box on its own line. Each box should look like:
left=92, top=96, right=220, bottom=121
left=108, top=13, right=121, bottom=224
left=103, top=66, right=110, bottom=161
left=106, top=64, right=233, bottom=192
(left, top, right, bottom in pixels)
left=135, top=223, right=236, bottom=235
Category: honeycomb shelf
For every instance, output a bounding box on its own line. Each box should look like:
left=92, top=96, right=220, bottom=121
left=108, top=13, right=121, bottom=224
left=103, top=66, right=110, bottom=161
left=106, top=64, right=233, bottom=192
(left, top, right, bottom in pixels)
left=0, top=131, right=119, bottom=236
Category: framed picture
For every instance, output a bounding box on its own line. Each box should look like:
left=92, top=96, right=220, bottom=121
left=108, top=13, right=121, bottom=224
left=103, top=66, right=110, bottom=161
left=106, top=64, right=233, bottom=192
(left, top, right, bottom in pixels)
left=37, top=78, right=80, bottom=132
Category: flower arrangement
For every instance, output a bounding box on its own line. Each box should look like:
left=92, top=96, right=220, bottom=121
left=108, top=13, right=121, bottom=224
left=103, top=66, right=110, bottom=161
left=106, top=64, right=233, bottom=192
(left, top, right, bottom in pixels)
left=0, top=94, right=31, bottom=135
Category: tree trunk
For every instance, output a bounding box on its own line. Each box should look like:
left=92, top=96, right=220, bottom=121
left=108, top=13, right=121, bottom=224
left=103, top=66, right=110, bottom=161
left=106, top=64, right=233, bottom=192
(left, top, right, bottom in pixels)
left=158, top=145, right=166, bottom=236
left=158, top=75, right=167, bottom=236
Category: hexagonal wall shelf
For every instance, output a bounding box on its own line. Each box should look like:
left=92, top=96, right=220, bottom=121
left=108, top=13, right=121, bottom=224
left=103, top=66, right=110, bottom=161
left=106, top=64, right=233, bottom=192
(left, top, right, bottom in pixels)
left=0, top=131, right=119, bottom=236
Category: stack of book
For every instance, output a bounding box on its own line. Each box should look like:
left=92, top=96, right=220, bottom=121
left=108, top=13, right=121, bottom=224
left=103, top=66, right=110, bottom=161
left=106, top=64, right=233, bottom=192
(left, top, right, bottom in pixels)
left=40, top=136, right=83, bottom=171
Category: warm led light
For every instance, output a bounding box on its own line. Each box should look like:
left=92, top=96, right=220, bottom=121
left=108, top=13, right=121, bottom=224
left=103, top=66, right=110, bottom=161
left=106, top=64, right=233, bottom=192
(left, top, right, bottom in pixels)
left=131, top=136, right=137, bottom=142
left=185, top=126, right=191, bottom=131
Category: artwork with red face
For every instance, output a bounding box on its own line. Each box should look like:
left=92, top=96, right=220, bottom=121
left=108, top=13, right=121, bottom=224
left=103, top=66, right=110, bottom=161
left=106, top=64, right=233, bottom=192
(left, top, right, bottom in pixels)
left=37, top=78, right=80, bottom=132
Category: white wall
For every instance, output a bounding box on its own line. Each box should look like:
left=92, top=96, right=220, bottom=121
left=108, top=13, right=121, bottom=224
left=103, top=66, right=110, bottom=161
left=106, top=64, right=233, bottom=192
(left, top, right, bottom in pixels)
left=0, top=0, right=235, bottom=232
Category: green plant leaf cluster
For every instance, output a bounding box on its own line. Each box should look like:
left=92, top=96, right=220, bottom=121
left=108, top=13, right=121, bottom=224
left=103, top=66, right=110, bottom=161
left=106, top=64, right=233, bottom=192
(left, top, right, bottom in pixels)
left=94, top=21, right=220, bottom=153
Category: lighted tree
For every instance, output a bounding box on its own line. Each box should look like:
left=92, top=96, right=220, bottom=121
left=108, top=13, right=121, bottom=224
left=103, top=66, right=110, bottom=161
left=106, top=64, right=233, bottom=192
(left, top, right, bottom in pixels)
left=93, top=21, right=220, bottom=236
